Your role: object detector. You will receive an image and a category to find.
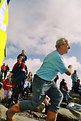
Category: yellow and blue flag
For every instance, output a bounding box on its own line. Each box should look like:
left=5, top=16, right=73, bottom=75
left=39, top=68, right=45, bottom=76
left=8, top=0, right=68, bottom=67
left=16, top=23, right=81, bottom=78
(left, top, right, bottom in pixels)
left=0, top=0, right=10, bottom=68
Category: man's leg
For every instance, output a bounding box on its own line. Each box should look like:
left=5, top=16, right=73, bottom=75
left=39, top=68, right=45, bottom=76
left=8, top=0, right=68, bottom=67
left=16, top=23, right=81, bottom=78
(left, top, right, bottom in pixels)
left=46, top=82, right=63, bottom=121
left=6, top=75, right=46, bottom=121
left=6, top=102, right=20, bottom=121
left=46, top=110, right=57, bottom=121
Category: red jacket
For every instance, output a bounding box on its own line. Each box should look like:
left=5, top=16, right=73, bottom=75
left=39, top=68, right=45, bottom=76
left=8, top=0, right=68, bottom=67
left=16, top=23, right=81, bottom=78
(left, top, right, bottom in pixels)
left=1, top=65, right=6, bottom=71
left=3, top=78, right=14, bottom=90
left=64, top=84, right=68, bottom=91
left=13, top=62, right=25, bottom=69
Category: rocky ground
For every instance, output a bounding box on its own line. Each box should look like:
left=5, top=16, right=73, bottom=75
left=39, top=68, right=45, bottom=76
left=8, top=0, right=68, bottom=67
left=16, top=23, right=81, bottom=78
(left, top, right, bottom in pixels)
left=0, top=91, right=81, bottom=121
left=0, top=104, right=81, bottom=121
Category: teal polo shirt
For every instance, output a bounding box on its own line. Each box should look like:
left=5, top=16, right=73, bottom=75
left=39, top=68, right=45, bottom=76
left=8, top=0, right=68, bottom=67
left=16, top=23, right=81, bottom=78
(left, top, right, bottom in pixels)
left=36, top=50, right=68, bottom=81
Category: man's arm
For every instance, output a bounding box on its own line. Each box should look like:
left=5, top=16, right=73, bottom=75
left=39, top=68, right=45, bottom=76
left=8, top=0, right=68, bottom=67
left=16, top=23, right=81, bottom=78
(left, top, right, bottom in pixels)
left=65, top=65, right=73, bottom=76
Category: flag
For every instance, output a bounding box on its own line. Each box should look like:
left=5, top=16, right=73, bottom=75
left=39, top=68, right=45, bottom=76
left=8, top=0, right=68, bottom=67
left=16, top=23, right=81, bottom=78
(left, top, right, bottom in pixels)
left=0, top=0, right=9, bottom=67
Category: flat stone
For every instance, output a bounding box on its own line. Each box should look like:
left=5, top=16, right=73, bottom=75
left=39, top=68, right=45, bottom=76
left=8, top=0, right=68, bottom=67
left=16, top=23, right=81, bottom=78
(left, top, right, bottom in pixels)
left=0, top=104, right=7, bottom=120
left=58, top=107, right=80, bottom=121
left=14, top=115, right=37, bottom=121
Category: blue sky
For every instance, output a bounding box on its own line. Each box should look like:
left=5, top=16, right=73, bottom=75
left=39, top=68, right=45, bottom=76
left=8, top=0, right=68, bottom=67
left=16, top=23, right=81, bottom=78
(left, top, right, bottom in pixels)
left=4, top=0, right=81, bottom=89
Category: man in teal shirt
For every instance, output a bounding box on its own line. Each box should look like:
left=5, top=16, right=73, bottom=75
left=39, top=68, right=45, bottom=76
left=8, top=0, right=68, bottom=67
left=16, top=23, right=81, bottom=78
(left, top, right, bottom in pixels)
left=36, top=50, right=68, bottom=81
left=71, top=70, right=78, bottom=91
left=7, top=38, right=73, bottom=121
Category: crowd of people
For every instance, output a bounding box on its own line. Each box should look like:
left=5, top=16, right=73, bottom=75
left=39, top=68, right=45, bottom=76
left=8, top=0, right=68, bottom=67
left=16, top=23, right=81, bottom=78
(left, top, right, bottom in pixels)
left=0, top=38, right=81, bottom=121
left=58, top=70, right=81, bottom=104
left=1, top=63, right=9, bottom=80
left=71, top=70, right=81, bottom=96
left=0, top=49, right=33, bottom=107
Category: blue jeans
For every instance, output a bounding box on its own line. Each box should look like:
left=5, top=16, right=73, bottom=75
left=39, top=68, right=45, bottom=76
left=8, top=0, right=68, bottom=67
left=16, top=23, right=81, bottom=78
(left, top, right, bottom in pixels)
left=63, top=92, right=70, bottom=101
left=19, top=74, right=63, bottom=113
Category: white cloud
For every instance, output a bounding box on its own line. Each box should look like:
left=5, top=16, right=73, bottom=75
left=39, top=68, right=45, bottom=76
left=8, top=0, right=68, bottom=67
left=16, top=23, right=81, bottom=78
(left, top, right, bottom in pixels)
left=63, top=56, right=81, bottom=71
left=3, top=58, right=16, bottom=71
left=4, top=0, right=81, bottom=89
left=7, top=46, right=18, bottom=55
left=26, top=58, right=42, bottom=75
left=7, top=0, right=81, bottom=57
left=56, top=56, right=81, bottom=90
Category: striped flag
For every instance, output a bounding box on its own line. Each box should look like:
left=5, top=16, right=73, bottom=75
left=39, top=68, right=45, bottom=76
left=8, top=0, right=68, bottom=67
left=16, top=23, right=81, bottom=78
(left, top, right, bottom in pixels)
left=0, top=0, right=9, bottom=67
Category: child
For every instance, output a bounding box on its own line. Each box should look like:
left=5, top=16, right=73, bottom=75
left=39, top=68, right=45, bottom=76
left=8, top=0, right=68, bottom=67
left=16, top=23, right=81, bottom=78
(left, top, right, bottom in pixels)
left=3, top=75, right=14, bottom=99
left=23, top=72, right=32, bottom=97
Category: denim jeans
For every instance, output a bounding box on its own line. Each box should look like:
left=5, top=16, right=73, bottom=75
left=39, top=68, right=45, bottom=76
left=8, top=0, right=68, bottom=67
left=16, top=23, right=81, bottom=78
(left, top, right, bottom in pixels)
left=63, top=92, right=70, bottom=101
left=19, top=74, right=63, bottom=113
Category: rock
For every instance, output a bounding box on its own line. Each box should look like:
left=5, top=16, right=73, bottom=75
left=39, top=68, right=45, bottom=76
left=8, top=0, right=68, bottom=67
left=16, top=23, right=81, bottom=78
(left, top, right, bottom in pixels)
left=0, top=104, right=7, bottom=120
left=14, top=114, right=38, bottom=121
left=14, top=107, right=80, bottom=121
left=69, top=91, right=81, bottom=104
left=0, top=90, right=81, bottom=121
left=0, top=88, right=4, bottom=103
left=15, top=112, right=46, bottom=121
left=0, top=104, right=80, bottom=121
left=69, top=91, right=81, bottom=98
left=57, top=107, right=80, bottom=121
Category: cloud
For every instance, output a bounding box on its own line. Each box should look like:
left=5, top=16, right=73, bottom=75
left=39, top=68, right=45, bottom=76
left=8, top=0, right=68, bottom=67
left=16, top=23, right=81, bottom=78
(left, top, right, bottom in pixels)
left=57, top=56, right=81, bottom=89
left=26, top=58, right=42, bottom=75
left=3, top=58, right=16, bottom=71
left=5, top=0, right=81, bottom=89
left=7, top=0, right=81, bottom=57
left=6, top=45, right=18, bottom=56
left=63, top=56, right=81, bottom=71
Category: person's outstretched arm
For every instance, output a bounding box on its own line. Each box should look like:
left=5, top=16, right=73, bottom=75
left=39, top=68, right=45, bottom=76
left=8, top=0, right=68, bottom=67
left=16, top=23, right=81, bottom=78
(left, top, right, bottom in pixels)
left=65, top=65, right=73, bottom=75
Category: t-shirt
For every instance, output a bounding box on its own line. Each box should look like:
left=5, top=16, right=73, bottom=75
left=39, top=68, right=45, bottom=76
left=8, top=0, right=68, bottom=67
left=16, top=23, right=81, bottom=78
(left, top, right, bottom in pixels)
left=36, top=50, right=68, bottom=81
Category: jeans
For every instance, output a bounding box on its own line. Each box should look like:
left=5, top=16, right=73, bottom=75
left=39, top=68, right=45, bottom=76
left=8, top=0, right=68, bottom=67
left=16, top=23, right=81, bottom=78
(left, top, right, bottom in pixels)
left=19, top=74, right=63, bottom=113
left=63, top=92, right=70, bottom=101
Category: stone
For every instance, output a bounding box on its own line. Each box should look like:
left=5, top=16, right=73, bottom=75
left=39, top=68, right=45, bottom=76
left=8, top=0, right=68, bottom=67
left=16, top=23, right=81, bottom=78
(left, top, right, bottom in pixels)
left=0, top=104, right=7, bottom=120
left=57, top=107, right=80, bottom=121
left=69, top=91, right=81, bottom=105
left=0, top=88, right=4, bottom=103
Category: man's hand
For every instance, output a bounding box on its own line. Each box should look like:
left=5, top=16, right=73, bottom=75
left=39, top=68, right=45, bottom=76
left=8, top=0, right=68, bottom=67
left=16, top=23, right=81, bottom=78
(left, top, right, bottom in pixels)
left=65, top=65, right=73, bottom=75
left=43, top=96, right=50, bottom=106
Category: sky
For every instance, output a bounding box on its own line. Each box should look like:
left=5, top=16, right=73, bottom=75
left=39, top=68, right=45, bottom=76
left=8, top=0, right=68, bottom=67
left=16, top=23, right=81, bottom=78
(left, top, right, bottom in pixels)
left=3, top=0, right=81, bottom=89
